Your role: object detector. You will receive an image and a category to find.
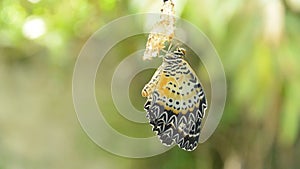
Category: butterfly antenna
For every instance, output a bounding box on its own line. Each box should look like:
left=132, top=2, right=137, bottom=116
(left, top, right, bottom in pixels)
left=167, top=42, right=173, bottom=52
left=169, top=40, right=182, bottom=53
left=173, top=42, right=182, bottom=50
left=161, top=41, right=172, bottom=55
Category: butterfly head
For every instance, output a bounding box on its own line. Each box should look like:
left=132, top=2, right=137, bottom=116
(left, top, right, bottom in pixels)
left=173, top=47, right=186, bottom=57
left=164, top=47, right=186, bottom=63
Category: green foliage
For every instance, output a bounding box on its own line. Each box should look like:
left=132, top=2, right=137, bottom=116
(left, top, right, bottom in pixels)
left=0, top=0, right=300, bottom=169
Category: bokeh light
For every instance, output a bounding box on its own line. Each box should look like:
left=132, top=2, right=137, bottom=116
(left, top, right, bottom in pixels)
left=27, top=0, right=40, bottom=4
left=22, top=17, right=46, bottom=39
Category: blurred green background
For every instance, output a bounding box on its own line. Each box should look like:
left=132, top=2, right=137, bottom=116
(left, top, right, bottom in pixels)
left=1, top=0, right=300, bottom=168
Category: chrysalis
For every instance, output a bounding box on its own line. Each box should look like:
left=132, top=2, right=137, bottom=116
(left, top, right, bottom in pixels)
left=143, top=0, right=176, bottom=60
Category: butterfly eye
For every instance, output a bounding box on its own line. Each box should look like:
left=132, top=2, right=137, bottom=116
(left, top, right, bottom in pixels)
left=178, top=48, right=186, bottom=56
left=174, top=47, right=186, bottom=57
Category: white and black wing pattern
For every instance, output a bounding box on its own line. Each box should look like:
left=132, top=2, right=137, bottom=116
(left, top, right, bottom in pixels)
left=142, top=56, right=207, bottom=151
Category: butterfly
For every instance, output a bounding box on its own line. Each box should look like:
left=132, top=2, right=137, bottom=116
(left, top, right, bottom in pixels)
left=142, top=47, right=207, bottom=151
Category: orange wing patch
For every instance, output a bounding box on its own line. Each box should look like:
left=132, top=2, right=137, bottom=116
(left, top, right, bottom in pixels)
left=155, top=73, right=182, bottom=114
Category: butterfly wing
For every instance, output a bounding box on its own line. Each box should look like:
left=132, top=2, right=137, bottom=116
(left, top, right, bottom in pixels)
left=143, top=59, right=207, bottom=151
left=174, top=60, right=207, bottom=150
left=143, top=68, right=180, bottom=146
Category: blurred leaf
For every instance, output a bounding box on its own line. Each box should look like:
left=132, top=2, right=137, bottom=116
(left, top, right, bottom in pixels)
left=99, top=0, right=117, bottom=11
left=279, top=80, right=300, bottom=146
